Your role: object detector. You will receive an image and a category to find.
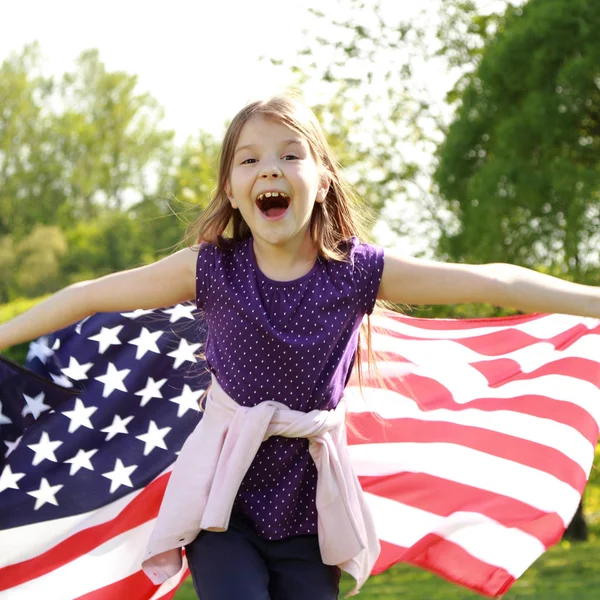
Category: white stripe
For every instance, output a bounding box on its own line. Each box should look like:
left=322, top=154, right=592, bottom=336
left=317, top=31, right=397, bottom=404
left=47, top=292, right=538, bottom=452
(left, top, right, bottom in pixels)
left=345, top=387, right=596, bottom=474
left=366, top=493, right=545, bottom=578
left=371, top=313, right=599, bottom=341
left=351, top=442, right=581, bottom=525
left=351, top=351, right=600, bottom=424
left=371, top=328, right=600, bottom=384
left=0, top=521, right=156, bottom=600
left=371, top=329, right=600, bottom=379
left=0, top=467, right=171, bottom=567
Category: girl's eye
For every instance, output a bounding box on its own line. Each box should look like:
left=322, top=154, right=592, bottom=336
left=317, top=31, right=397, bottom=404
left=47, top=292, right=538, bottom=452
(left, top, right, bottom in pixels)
left=283, top=155, right=299, bottom=161
left=241, top=158, right=257, bottom=165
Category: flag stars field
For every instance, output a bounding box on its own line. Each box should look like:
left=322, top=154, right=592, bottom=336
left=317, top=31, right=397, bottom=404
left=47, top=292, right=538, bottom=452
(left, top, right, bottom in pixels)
left=61, top=356, right=94, bottom=381
left=102, top=458, right=138, bottom=493
left=61, top=398, right=97, bottom=433
left=163, top=303, right=196, bottom=323
left=0, top=464, right=25, bottom=492
left=167, top=338, right=201, bottom=369
left=64, top=448, right=98, bottom=476
left=27, top=478, right=63, bottom=510
left=0, top=400, right=11, bottom=425
left=88, top=325, right=124, bottom=354
left=135, top=376, right=168, bottom=407
left=101, top=414, right=134, bottom=441
left=95, top=362, right=131, bottom=397
left=22, top=391, right=51, bottom=419
left=27, top=431, right=63, bottom=466
left=135, top=420, right=172, bottom=455
left=168, top=384, right=203, bottom=417
left=128, top=327, right=163, bottom=359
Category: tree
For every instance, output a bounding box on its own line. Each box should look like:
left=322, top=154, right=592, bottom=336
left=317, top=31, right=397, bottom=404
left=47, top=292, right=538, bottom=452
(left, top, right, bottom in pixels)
left=55, top=49, right=175, bottom=218
left=0, top=44, right=64, bottom=240
left=435, top=0, right=600, bottom=281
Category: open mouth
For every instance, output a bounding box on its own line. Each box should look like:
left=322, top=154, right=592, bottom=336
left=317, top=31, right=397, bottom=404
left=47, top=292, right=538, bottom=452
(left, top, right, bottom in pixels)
left=256, top=191, right=291, bottom=218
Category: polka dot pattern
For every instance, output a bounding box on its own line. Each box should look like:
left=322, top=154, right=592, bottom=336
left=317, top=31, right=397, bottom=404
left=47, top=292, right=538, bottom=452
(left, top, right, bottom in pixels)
left=195, top=237, right=384, bottom=540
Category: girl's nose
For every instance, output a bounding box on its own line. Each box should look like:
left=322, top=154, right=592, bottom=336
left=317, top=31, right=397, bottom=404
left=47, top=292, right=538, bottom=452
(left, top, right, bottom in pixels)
left=259, top=163, right=282, bottom=178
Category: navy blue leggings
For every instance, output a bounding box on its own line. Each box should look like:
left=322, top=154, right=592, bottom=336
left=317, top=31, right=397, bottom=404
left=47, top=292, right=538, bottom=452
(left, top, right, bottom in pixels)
left=185, top=512, right=340, bottom=600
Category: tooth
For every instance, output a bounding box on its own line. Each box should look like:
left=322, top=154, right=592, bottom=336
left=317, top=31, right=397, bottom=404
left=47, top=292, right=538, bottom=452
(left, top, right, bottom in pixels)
left=265, top=192, right=272, bottom=198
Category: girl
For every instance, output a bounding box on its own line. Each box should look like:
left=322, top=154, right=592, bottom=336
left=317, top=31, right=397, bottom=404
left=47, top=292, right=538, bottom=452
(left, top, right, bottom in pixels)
left=1, top=95, right=599, bottom=600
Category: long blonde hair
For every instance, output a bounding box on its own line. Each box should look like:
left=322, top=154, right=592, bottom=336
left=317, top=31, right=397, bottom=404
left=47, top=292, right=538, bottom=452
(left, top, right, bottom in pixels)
left=186, top=95, right=379, bottom=389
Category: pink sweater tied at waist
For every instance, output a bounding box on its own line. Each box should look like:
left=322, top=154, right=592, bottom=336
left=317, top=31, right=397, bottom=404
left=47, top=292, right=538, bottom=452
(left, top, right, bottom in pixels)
left=142, top=375, right=380, bottom=595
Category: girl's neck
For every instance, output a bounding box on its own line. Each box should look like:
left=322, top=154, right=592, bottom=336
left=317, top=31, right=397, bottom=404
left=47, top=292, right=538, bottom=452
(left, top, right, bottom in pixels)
left=251, top=235, right=319, bottom=282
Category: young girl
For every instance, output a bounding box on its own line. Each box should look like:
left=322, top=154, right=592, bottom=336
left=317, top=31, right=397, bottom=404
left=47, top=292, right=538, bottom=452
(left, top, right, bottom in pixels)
left=1, top=95, right=599, bottom=600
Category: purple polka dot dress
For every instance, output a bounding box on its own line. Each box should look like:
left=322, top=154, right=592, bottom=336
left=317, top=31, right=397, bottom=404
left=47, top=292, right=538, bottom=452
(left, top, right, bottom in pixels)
left=195, top=237, right=384, bottom=540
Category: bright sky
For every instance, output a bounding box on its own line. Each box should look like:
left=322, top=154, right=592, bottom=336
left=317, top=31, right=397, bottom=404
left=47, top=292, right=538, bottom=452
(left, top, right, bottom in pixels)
left=0, top=0, right=328, bottom=141
left=0, top=0, right=502, bottom=251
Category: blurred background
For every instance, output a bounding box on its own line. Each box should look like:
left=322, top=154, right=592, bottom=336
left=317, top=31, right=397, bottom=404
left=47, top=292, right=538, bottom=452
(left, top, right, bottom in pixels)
left=1, top=0, right=598, bottom=597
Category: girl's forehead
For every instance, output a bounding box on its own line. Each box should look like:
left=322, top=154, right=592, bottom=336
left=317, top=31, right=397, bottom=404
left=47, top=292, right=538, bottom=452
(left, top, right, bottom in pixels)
left=236, top=114, right=307, bottom=146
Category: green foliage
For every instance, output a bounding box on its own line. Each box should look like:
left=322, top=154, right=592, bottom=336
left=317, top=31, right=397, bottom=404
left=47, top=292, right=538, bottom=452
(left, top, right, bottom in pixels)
left=0, top=45, right=220, bottom=299
left=435, top=0, right=600, bottom=278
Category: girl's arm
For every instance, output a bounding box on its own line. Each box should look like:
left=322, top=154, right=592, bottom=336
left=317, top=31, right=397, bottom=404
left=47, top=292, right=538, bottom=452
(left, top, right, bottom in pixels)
left=378, top=250, right=600, bottom=318
left=0, top=247, right=198, bottom=351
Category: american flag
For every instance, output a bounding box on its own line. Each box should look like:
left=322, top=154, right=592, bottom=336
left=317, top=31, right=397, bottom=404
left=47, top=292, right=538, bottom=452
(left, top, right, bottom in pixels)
left=0, top=307, right=599, bottom=599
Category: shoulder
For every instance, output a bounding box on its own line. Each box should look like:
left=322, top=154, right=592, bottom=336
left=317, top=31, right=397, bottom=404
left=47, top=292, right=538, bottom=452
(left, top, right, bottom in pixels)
left=341, top=237, right=384, bottom=270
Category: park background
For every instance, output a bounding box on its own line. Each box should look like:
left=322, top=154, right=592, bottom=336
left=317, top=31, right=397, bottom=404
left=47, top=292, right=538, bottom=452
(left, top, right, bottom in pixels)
left=1, top=0, right=598, bottom=597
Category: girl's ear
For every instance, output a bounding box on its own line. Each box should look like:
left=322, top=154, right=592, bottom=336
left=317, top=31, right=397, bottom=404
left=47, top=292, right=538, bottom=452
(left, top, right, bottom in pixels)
left=316, top=172, right=331, bottom=204
left=225, top=181, right=238, bottom=209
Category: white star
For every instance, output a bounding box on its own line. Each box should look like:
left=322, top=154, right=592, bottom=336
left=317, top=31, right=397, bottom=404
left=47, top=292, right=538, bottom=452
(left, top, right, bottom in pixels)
left=61, top=356, right=94, bottom=381
left=0, top=401, right=12, bottom=426
left=121, top=308, right=154, bottom=319
left=75, top=315, right=92, bottom=334
left=102, top=458, right=137, bottom=493
left=136, top=420, right=171, bottom=456
left=0, top=464, right=26, bottom=492
left=134, top=377, right=167, bottom=407
left=64, top=448, right=98, bottom=475
left=52, top=338, right=61, bottom=351
left=95, top=363, right=130, bottom=398
left=62, top=399, right=97, bottom=433
left=168, top=384, right=203, bottom=417
left=101, top=414, right=134, bottom=441
left=5, top=435, right=22, bottom=457
left=88, top=325, right=123, bottom=354
left=26, top=337, right=54, bottom=364
left=167, top=339, right=202, bottom=369
left=128, top=327, right=163, bottom=359
left=27, top=477, right=63, bottom=510
left=163, top=304, right=196, bottom=323
left=27, top=431, right=63, bottom=466
left=50, top=373, right=74, bottom=388
left=22, top=392, right=51, bottom=419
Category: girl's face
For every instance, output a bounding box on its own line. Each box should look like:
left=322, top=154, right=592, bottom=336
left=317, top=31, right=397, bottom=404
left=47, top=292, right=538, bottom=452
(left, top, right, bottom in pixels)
left=225, top=114, right=329, bottom=253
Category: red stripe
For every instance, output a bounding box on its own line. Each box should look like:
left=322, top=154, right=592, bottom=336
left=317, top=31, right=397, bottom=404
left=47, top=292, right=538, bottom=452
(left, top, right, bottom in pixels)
left=373, top=322, right=594, bottom=357
left=348, top=415, right=588, bottom=491
left=374, top=537, right=516, bottom=597
left=377, top=312, right=547, bottom=331
left=360, top=473, right=566, bottom=546
left=0, top=472, right=170, bottom=590
left=350, top=373, right=599, bottom=443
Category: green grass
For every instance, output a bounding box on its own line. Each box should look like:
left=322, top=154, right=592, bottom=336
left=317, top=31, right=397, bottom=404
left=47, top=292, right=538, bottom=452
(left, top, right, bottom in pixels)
left=174, top=473, right=600, bottom=600
left=173, top=533, right=600, bottom=599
